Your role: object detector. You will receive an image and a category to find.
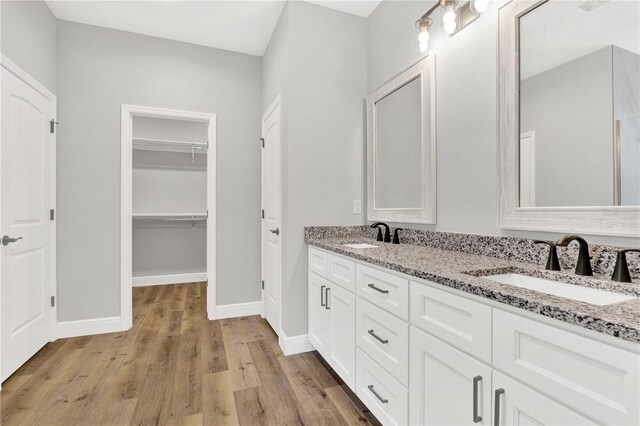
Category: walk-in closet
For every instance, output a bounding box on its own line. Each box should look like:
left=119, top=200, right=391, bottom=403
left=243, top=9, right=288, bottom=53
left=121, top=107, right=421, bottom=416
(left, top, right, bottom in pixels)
left=121, top=105, right=216, bottom=325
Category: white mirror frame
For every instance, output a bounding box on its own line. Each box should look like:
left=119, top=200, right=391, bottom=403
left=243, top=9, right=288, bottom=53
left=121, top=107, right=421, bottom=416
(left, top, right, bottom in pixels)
left=498, top=0, right=640, bottom=237
left=367, top=55, right=437, bottom=224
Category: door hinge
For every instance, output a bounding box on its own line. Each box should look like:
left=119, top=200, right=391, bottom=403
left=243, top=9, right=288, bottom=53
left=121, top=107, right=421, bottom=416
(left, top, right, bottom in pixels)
left=261, top=209, right=265, bottom=219
left=50, top=209, right=55, bottom=221
left=259, top=137, right=265, bottom=148
left=261, top=280, right=264, bottom=290
left=50, top=119, right=59, bottom=134
left=51, top=296, right=55, bottom=307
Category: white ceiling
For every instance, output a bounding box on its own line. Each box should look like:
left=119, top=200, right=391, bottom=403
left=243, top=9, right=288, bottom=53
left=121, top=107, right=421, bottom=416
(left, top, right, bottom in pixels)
left=520, top=0, right=640, bottom=80
left=45, top=0, right=382, bottom=57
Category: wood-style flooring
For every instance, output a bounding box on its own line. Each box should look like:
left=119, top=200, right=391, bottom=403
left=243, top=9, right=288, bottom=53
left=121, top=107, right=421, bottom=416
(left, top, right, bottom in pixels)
left=1, top=283, right=379, bottom=426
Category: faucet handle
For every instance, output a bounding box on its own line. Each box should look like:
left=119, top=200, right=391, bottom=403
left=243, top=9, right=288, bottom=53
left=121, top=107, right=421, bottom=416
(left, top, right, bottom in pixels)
left=534, top=240, right=561, bottom=271
left=611, top=249, right=640, bottom=283
left=392, top=228, right=403, bottom=245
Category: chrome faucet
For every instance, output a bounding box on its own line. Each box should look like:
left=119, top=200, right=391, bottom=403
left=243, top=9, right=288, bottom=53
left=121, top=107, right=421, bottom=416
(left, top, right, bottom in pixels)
left=556, top=235, right=593, bottom=276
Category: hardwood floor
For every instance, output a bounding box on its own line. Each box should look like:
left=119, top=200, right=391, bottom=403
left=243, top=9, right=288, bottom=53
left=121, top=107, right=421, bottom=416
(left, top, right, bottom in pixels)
left=1, top=283, right=379, bottom=426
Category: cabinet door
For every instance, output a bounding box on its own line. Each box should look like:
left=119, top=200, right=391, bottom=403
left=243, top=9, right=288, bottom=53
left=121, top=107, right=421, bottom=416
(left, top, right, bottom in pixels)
left=328, top=284, right=356, bottom=390
left=492, top=371, right=596, bottom=426
left=410, top=327, right=492, bottom=426
left=308, top=271, right=330, bottom=358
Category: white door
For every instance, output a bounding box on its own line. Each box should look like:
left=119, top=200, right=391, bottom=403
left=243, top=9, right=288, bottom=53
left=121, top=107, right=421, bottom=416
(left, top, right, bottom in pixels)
left=1, top=67, right=54, bottom=382
left=329, top=284, right=355, bottom=389
left=308, top=271, right=330, bottom=357
left=261, top=96, right=282, bottom=332
left=410, top=327, right=492, bottom=426
left=492, top=371, right=596, bottom=426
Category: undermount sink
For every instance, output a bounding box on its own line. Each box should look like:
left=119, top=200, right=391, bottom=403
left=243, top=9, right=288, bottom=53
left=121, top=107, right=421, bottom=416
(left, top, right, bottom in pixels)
left=343, top=243, right=379, bottom=249
left=485, top=273, right=635, bottom=306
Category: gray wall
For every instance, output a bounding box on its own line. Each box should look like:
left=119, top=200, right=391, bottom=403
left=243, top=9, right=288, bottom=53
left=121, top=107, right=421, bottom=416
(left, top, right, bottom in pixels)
left=366, top=0, right=637, bottom=247
left=520, top=47, right=614, bottom=207
left=0, top=0, right=57, bottom=92
left=57, top=21, right=262, bottom=321
left=262, top=2, right=367, bottom=336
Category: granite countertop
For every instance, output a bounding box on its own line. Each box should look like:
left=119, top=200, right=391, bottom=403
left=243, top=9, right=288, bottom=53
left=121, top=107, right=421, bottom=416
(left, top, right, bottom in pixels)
left=307, top=236, right=640, bottom=343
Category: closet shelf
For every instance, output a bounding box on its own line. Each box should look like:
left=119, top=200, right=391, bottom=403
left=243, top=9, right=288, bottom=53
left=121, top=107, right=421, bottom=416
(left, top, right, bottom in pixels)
left=132, top=137, right=208, bottom=152
left=133, top=213, right=207, bottom=221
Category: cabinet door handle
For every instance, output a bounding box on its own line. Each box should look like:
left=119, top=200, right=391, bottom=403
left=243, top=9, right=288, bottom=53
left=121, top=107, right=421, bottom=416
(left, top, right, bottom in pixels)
left=325, top=287, right=330, bottom=309
left=494, top=388, right=505, bottom=426
left=320, top=285, right=326, bottom=307
left=367, top=329, right=389, bottom=344
left=367, top=283, right=389, bottom=294
left=473, top=376, right=482, bottom=423
left=367, top=385, right=388, bottom=404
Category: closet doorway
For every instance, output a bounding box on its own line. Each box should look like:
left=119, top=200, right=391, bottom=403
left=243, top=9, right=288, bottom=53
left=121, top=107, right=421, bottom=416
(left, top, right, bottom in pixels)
left=120, top=105, right=216, bottom=329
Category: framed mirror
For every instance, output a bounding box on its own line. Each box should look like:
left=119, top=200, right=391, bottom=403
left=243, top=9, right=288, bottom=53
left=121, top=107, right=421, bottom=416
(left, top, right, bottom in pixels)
left=367, top=55, right=436, bottom=224
left=498, top=0, right=640, bottom=236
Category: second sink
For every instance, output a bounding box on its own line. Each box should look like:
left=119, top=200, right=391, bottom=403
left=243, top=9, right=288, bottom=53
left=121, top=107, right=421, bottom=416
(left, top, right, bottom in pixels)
left=484, top=273, right=635, bottom=306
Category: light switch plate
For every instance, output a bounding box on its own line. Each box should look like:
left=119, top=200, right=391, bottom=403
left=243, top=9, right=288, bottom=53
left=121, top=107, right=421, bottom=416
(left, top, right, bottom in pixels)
left=353, top=199, right=362, bottom=214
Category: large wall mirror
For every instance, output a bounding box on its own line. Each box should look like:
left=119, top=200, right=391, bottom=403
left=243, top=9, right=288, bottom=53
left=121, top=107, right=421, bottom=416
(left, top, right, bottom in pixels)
left=498, top=0, right=639, bottom=236
left=367, top=55, right=436, bottom=223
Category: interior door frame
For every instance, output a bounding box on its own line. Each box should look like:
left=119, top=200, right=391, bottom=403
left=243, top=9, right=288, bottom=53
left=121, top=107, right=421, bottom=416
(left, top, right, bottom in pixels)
left=0, top=54, right=58, bottom=384
left=120, top=104, right=217, bottom=328
left=261, top=95, right=283, bottom=334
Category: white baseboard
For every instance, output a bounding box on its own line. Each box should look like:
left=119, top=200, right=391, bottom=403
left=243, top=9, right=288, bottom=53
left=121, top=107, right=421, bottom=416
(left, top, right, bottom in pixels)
left=56, top=316, right=124, bottom=339
left=210, top=301, right=262, bottom=320
left=278, top=330, right=315, bottom=356
left=132, top=272, right=207, bottom=287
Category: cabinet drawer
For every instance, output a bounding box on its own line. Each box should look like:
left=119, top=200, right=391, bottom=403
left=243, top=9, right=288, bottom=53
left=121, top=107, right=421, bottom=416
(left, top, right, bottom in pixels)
left=410, top=282, right=492, bottom=363
left=493, top=309, right=640, bottom=425
left=308, top=247, right=328, bottom=278
left=327, top=253, right=356, bottom=292
left=356, top=349, right=408, bottom=426
left=356, top=264, right=409, bottom=320
left=356, top=299, right=409, bottom=386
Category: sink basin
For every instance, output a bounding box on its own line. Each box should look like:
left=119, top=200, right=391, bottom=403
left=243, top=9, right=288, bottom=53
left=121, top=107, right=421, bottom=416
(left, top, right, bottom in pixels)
left=343, top=243, right=379, bottom=249
left=484, top=273, right=635, bottom=306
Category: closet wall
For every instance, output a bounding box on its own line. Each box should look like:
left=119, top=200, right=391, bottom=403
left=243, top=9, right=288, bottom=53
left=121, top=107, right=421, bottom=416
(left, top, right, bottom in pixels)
left=132, top=116, right=208, bottom=283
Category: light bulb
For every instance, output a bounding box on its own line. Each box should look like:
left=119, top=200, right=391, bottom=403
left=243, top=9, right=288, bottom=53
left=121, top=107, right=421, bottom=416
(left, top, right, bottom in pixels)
left=442, top=9, right=456, bottom=23
left=443, top=19, right=457, bottom=34
left=418, top=30, right=430, bottom=52
left=471, top=0, right=489, bottom=13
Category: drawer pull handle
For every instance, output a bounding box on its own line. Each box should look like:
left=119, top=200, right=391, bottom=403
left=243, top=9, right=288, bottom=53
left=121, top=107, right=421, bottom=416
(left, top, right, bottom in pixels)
left=325, top=287, right=331, bottom=310
left=494, top=388, right=504, bottom=426
left=367, top=329, right=389, bottom=344
left=367, top=385, right=388, bottom=404
left=473, top=376, right=482, bottom=423
left=367, top=283, right=389, bottom=294
left=320, top=285, right=326, bottom=307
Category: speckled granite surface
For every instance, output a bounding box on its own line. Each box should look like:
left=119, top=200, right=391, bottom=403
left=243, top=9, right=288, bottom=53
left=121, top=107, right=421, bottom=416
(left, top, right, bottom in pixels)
left=304, top=226, right=640, bottom=279
left=305, top=227, right=640, bottom=343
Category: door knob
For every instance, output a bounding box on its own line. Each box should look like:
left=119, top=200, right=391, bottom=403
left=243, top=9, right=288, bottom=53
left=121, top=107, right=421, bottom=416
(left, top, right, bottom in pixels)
left=269, top=228, right=280, bottom=236
left=2, top=235, right=23, bottom=246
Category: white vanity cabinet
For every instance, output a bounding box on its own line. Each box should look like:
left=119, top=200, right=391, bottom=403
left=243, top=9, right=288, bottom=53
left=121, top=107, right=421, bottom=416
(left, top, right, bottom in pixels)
left=307, top=246, right=640, bottom=426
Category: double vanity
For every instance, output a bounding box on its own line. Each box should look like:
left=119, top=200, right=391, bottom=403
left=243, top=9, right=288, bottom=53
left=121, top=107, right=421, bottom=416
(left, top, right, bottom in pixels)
left=305, top=227, right=639, bottom=426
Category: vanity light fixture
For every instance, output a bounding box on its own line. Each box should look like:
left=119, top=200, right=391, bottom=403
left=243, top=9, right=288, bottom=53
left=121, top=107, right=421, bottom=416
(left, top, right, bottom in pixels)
left=416, top=0, right=489, bottom=45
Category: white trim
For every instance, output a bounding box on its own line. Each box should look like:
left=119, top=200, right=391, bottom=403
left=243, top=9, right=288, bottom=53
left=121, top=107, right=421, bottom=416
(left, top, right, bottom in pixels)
left=367, top=55, right=437, bottom=224
left=0, top=54, right=57, bottom=350
left=210, top=301, right=262, bottom=320
left=497, top=1, right=640, bottom=237
left=0, top=54, right=55, bottom=101
left=55, top=317, right=123, bottom=339
left=121, top=104, right=217, bottom=330
left=132, top=272, right=207, bottom=287
left=278, top=330, right=314, bottom=356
